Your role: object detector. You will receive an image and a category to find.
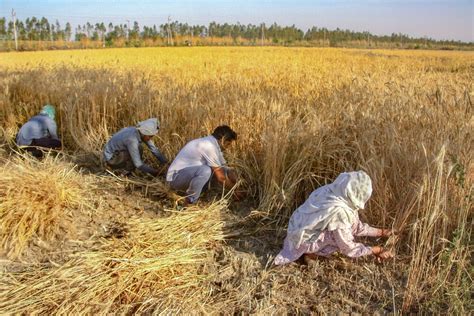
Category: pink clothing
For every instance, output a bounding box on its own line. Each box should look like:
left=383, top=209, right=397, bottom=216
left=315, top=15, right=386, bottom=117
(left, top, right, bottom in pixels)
left=274, top=214, right=380, bottom=265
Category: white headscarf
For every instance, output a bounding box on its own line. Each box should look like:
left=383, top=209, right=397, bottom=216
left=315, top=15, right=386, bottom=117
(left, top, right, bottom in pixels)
left=136, top=118, right=160, bottom=136
left=286, top=171, right=372, bottom=250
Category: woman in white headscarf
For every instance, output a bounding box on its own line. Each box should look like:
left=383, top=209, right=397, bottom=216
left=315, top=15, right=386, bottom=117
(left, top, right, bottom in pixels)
left=274, top=171, right=393, bottom=265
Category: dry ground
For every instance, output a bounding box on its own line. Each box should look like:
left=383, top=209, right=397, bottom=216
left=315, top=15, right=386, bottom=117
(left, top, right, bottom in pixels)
left=0, top=147, right=423, bottom=314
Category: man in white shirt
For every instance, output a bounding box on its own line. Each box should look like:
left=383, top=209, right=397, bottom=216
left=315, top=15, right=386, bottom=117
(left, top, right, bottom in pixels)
left=167, top=125, right=241, bottom=204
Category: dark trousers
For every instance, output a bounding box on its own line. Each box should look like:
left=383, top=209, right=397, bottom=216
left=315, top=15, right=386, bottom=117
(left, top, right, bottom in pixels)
left=26, top=138, right=62, bottom=158
left=105, top=151, right=136, bottom=172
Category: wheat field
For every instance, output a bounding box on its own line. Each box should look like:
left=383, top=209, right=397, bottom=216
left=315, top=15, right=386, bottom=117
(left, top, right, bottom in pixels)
left=0, top=47, right=472, bottom=314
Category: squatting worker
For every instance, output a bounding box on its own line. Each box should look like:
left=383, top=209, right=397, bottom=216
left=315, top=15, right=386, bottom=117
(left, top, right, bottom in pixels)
left=16, top=104, right=62, bottom=158
left=103, top=118, right=168, bottom=177
left=274, top=171, right=394, bottom=265
left=166, top=125, right=243, bottom=205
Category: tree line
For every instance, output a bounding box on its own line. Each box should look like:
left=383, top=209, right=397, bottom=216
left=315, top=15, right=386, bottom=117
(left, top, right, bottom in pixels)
left=0, top=16, right=472, bottom=50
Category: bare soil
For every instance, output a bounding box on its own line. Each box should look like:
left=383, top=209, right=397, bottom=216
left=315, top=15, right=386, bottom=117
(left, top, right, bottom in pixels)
left=1, top=152, right=413, bottom=314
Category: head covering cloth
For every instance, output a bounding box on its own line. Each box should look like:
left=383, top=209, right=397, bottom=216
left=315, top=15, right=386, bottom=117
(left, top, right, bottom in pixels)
left=136, top=118, right=160, bottom=136
left=40, top=104, right=56, bottom=120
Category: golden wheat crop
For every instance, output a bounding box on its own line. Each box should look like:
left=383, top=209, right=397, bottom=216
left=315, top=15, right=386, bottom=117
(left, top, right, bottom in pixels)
left=0, top=47, right=472, bottom=313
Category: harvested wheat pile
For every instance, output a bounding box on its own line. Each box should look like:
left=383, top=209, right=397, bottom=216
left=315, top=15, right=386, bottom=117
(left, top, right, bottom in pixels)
left=0, top=154, right=98, bottom=260
left=0, top=202, right=226, bottom=314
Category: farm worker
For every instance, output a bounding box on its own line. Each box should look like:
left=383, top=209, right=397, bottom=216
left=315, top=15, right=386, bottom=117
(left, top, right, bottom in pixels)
left=274, top=171, right=394, bottom=265
left=166, top=125, right=243, bottom=205
left=16, top=104, right=62, bottom=158
left=103, top=118, right=168, bottom=177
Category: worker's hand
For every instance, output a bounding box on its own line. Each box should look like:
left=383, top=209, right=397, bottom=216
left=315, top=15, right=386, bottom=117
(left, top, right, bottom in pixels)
left=380, top=229, right=393, bottom=237
left=378, top=250, right=394, bottom=260
left=372, top=246, right=394, bottom=262
left=375, top=250, right=394, bottom=263
left=371, top=246, right=383, bottom=256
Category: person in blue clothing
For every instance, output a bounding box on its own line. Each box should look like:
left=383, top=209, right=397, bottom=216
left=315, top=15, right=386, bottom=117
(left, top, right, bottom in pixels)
left=103, top=118, right=168, bottom=177
left=16, top=104, right=62, bottom=158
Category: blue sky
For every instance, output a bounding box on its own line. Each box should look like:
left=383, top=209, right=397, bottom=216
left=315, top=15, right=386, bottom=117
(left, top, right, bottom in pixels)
left=1, top=0, right=472, bottom=41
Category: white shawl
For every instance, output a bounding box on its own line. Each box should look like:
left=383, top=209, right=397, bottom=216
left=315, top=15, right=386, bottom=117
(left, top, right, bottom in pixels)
left=136, top=118, right=160, bottom=136
left=286, top=171, right=373, bottom=251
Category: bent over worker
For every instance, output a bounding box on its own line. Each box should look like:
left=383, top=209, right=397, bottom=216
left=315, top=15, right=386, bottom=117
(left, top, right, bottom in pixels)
left=166, top=125, right=242, bottom=205
left=16, top=104, right=62, bottom=158
left=274, top=171, right=394, bottom=265
left=103, top=118, right=167, bottom=177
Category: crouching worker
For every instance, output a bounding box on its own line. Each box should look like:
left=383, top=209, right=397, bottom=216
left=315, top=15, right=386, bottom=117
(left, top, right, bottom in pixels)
left=16, top=104, right=62, bottom=158
left=166, top=125, right=243, bottom=205
left=274, top=171, right=394, bottom=265
left=103, top=118, right=168, bottom=177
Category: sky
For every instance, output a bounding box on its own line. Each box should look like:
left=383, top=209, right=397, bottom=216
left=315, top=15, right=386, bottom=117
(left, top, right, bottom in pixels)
left=1, top=0, right=473, bottom=42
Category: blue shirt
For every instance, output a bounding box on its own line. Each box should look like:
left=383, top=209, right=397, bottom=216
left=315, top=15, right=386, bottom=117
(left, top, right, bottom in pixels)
left=16, top=114, right=59, bottom=146
left=103, top=127, right=166, bottom=168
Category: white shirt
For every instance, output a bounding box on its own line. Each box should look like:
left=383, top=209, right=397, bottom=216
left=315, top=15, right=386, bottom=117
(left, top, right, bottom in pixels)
left=166, top=135, right=226, bottom=181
